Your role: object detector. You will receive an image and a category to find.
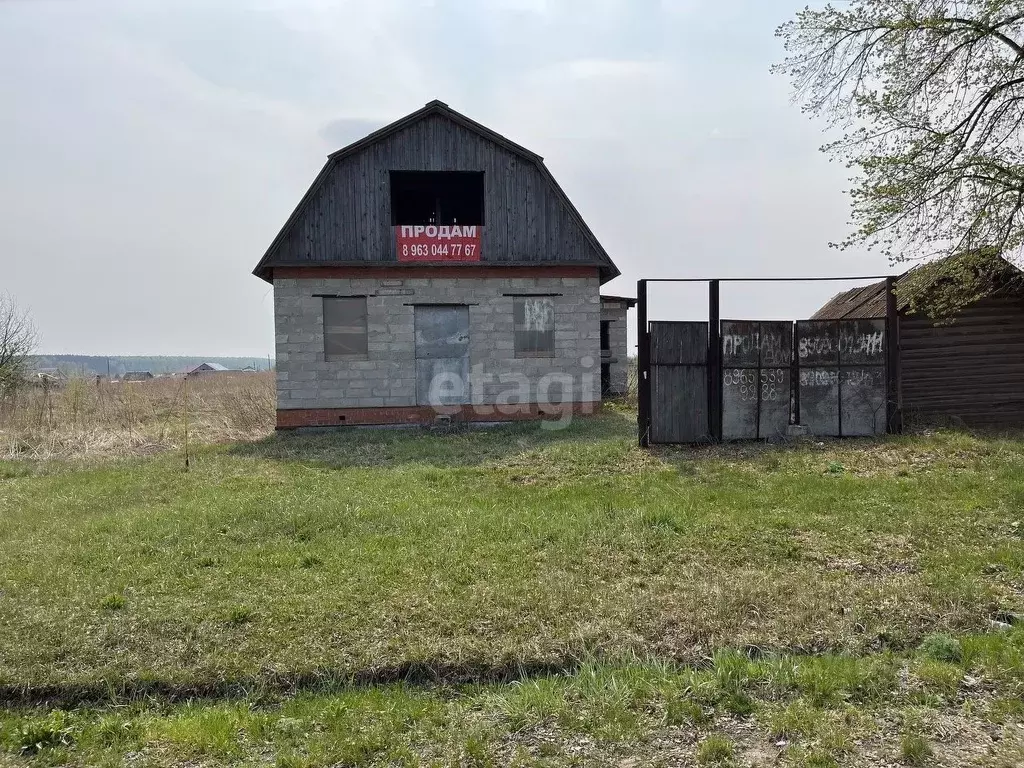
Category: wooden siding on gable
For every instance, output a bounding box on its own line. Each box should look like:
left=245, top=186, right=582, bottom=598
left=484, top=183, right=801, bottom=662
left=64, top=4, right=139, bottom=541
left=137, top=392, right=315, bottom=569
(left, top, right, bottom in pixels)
left=260, top=112, right=615, bottom=280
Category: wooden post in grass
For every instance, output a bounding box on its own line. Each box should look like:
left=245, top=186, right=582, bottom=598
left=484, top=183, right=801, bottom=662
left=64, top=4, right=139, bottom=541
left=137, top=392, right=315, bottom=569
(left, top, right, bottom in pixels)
left=885, top=275, right=901, bottom=434
left=708, top=279, right=722, bottom=443
left=183, top=373, right=190, bottom=472
left=637, top=279, right=650, bottom=447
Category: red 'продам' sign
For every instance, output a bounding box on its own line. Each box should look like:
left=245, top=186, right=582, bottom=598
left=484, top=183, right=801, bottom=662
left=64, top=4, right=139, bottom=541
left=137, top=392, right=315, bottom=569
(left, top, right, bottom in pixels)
left=395, top=225, right=481, bottom=262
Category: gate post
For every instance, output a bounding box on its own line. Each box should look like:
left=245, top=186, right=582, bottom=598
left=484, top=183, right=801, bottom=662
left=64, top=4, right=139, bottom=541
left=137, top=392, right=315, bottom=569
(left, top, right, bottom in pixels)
left=637, top=279, right=651, bottom=447
left=708, top=280, right=722, bottom=442
left=884, top=276, right=902, bottom=433
left=791, top=321, right=800, bottom=425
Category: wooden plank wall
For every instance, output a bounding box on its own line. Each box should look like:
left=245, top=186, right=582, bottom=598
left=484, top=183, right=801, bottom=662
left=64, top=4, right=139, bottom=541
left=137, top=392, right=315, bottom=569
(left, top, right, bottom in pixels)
left=270, top=114, right=605, bottom=267
left=649, top=322, right=710, bottom=444
left=900, top=295, right=1024, bottom=426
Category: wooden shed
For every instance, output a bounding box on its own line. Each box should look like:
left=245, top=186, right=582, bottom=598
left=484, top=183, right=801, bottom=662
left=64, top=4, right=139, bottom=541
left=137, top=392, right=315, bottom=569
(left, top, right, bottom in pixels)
left=812, top=255, right=1024, bottom=427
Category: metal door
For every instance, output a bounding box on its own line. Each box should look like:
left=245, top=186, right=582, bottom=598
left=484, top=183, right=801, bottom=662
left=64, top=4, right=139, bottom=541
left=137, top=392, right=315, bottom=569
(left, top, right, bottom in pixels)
left=414, top=306, right=470, bottom=406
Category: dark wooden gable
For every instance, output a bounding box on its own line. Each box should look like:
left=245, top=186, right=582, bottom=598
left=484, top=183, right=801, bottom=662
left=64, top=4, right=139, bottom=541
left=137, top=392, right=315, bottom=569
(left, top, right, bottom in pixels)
left=254, top=101, right=619, bottom=283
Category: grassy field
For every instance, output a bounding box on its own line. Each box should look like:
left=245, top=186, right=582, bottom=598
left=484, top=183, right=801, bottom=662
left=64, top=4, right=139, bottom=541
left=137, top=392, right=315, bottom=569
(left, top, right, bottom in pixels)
left=1, top=404, right=1023, bottom=766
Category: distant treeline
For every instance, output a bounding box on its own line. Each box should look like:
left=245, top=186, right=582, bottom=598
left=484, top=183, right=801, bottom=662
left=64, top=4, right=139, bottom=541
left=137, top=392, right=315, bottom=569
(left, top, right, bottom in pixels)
left=30, top=356, right=274, bottom=377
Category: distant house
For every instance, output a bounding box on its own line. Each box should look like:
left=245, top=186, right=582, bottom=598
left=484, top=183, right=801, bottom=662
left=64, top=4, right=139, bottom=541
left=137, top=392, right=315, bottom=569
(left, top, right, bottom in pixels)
left=121, top=371, right=154, bottom=382
left=30, top=368, right=67, bottom=387
left=186, top=362, right=230, bottom=376
left=253, top=100, right=632, bottom=429
left=812, top=253, right=1024, bottom=427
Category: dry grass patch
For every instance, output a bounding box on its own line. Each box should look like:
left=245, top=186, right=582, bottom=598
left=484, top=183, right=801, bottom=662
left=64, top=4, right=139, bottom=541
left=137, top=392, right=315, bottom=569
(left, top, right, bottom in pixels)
left=0, top=372, right=274, bottom=460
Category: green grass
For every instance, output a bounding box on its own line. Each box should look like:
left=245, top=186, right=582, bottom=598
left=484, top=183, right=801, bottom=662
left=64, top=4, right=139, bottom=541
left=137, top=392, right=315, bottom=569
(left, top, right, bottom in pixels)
left=1, top=642, right=1022, bottom=765
left=2, top=410, right=1024, bottom=764
left=917, top=633, right=963, bottom=663
left=898, top=733, right=932, bottom=765
left=696, top=733, right=735, bottom=765
left=97, top=593, right=125, bottom=611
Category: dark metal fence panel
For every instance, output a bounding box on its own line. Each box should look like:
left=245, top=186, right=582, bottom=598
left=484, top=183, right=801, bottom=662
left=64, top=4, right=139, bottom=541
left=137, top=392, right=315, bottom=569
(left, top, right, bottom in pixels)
left=840, top=367, right=886, bottom=436
left=840, top=319, right=886, bottom=365
left=797, top=321, right=841, bottom=435
left=649, top=322, right=709, bottom=443
left=798, top=368, right=841, bottom=435
left=797, top=320, right=840, bottom=365
left=797, top=319, right=886, bottom=436
left=637, top=280, right=651, bottom=447
left=759, top=367, right=792, bottom=437
left=839, top=318, right=886, bottom=436
left=722, top=319, right=760, bottom=441
left=758, top=322, right=794, bottom=440
left=722, top=367, right=760, bottom=440
left=721, top=321, right=793, bottom=440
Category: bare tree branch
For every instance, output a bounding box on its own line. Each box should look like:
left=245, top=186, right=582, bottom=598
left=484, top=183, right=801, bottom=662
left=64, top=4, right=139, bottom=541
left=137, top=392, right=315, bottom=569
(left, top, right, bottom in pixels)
left=775, top=0, right=1024, bottom=314
left=942, top=16, right=1024, bottom=59
left=0, top=293, right=38, bottom=394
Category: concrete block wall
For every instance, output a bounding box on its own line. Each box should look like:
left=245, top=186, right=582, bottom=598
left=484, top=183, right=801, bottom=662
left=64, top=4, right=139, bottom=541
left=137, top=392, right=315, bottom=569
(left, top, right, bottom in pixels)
left=600, top=301, right=630, bottom=396
left=274, top=274, right=601, bottom=411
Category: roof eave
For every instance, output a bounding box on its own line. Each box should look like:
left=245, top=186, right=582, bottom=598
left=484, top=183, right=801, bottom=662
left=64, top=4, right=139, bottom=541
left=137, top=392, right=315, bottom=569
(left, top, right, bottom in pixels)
left=601, top=294, right=637, bottom=307
left=599, top=265, right=621, bottom=285
left=252, top=158, right=336, bottom=283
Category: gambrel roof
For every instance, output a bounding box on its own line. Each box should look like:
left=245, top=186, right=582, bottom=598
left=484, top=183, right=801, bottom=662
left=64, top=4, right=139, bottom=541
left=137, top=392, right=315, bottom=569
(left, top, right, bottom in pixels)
left=253, top=100, right=620, bottom=283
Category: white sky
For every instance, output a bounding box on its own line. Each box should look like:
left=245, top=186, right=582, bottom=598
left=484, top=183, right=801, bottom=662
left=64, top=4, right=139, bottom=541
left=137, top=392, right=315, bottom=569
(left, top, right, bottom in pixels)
left=0, top=0, right=891, bottom=356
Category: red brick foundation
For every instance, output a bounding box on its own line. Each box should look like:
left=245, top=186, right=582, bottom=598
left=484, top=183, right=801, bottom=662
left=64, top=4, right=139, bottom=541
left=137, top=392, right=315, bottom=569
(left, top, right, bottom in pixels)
left=276, top=402, right=602, bottom=429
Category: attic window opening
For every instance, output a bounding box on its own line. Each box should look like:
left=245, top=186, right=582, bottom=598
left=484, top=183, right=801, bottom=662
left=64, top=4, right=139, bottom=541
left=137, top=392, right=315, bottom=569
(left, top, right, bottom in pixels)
left=390, top=171, right=484, bottom=227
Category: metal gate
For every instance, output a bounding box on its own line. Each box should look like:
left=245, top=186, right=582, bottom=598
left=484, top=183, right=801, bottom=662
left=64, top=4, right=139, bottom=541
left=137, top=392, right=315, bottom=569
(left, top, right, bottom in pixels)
left=641, top=316, right=894, bottom=445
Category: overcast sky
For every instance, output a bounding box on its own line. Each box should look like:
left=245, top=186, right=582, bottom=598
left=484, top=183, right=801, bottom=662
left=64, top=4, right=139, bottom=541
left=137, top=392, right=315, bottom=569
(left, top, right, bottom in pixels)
left=1, top=0, right=891, bottom=356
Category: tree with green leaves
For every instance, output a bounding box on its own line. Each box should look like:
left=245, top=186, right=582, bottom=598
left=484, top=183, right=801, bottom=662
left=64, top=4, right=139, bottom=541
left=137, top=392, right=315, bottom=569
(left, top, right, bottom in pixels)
left=775, top=2, right=1024, bottom=293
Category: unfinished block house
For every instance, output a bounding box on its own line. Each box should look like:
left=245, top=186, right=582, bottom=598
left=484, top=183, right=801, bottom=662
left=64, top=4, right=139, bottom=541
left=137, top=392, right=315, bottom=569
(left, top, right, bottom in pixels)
left=254, top=101, right=632, bottom=428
